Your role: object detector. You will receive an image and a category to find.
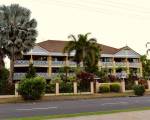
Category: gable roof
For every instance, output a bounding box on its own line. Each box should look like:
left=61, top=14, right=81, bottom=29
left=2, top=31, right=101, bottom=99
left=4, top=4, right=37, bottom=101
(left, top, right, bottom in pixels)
left=38, top=40, right=119, bottom=54
left=114, top=46, right=141, bottom=58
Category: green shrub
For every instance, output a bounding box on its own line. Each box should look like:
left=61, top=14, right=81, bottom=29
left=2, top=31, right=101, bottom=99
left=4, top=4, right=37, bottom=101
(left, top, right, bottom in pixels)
left=133, top=85, right=145, bottom=96
left=99, top=84, right=110, bottom=93
left=45, top=83, right=55, bottom=93
left=18, top=76, right=46, bottom=100
left=60, top=82, right=73, bottom=93
left=110, top=84, right=120, bottom=92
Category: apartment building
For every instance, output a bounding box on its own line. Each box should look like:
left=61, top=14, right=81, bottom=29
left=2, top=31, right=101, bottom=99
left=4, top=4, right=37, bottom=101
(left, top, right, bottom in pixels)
left=13, top=40, right=142, bottom=80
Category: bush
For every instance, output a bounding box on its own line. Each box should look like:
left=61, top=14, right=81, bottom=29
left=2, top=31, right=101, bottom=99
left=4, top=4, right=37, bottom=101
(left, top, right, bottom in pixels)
left=133, top=85, right=145, bottom=96
left=60, top=82, right=73, bottom=93
left=110, top=84, right=120, bottom=92
left=45, top=83, right=55, bottom=93
left=99, top=84, right=110, bottom=93
left=18, top=76, right=46, bottom=100
left=0, top=68, right=14, bottom=95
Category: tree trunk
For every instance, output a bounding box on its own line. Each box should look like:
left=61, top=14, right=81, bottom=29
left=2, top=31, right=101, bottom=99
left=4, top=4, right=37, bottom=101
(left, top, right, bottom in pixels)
left=8, top=46, right=15, bottom=84
left=0, top=49, right=4, bottom=72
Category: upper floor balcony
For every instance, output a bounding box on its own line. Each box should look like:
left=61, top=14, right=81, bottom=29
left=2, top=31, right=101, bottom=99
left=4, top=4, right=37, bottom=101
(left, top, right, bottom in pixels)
left=101, top=61, right=141, bottom=68
left=33, top=61, right=48, bottom=67
left=14, top=60, right=29, bottom=67
left=51, top=72, right=75, bottom=78
left=68, top=61, right=77, bottom=67
left=101, top=62, right=114, bottom=67
left=115, top=62, right=126, bottom=67
left=13, top=72, right=50, bottom=80
left=14, top=60, right=48, bottom=67
left=51, top=61, right=66, bottom=67
left=129, top=62, right=141, bottom=68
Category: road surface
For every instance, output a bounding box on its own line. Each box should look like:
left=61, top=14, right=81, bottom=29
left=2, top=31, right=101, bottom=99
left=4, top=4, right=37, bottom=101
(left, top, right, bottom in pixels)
left=1, top=96, right=150, bottom=119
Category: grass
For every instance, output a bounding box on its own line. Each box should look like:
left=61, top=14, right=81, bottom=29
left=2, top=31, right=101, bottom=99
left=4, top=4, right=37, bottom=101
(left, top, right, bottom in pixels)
left=0, top=92, right=134, bottom=104
left=1, top=90, right=150, bottom=104
left=10, top=107, right=150, bottom=120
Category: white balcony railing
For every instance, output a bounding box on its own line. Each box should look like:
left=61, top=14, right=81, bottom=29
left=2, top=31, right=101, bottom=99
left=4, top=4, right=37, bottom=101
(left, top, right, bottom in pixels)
left=13, top=73, right=50, bottom=80
left=68, top=61, right=77, bottom=66
left=51, top=73, right=75, bottom=77
left=102, top=62, right=113, bottom=67
left=15, top=60, right=29, bottom=65
left=115, top=62, right=126, bottom=67
left=33, top=61, right=48, bottom=66
left=129, top=62, right=141, bottom=68
left=51, top=61, right=65, bottom=66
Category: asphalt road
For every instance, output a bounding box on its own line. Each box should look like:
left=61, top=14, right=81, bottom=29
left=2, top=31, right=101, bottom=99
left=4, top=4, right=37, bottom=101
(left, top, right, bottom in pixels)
left=1, top=96, right=150, bottom=119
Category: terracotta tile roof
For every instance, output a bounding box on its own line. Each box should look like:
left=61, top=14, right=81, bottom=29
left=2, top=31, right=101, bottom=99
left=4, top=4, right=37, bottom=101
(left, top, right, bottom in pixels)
left=38, top=40, right=119, bottom=54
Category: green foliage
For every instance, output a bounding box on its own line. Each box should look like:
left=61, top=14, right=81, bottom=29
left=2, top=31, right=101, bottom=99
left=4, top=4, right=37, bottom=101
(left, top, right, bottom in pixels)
left=99, top=84, right=110, bottom=93
left=133, top=85, right=145, bottom=96
left=45, top=83, right=55, bottom=93
left=125, top=74, right=136, bottom=90
left=0, top=68, right=10, bottom=95
left=25, top=63, right=37, bottom=78
left=0, top=4, right=38, bottom=83
left=18, top=76, right=46, bottom=100
left=110, top=84, right=120, bottom=92
left=140, top=55, right=150, bottom=79
left=63, top=33, right=100, bottom=68
left=67, top=76, right=76, bottom=82
left=60, top=82, right=73, bottom=93
left=51, top=75, right=62, bottom=83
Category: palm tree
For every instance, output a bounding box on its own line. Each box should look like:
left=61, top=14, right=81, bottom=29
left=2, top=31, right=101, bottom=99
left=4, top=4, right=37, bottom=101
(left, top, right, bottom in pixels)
left=146, top=42, right=150, bottom=56
left=64, top=33, right=100, bottom=69
left=0, top=4, right=37, bottom=83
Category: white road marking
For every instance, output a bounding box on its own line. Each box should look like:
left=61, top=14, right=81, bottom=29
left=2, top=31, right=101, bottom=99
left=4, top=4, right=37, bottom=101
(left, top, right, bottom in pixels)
left=101, top=102, right=128, bottom=106
left=16, top=106, right=57, bottom=111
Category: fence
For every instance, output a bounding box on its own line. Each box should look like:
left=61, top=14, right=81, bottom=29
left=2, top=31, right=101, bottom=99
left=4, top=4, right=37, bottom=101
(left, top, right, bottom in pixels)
left=14, top=80, right=150, bottom=96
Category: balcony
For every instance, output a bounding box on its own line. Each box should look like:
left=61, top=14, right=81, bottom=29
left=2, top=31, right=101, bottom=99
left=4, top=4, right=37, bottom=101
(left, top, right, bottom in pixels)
left=51, top=61, right=66, bottom=67
left=33, top=61, right=48, bottom=67
left=14, top=60, right=29, bottom=66
left=101, top=62, right=113, bottom=67
left=68, top=61, right=77, bottom=67
left=129, top=62, right=141, bottom=68
left=115, top=62, right=126, bottom=67
left=51, top=73, right=75, bottom=78
left=13, top=72, right=50, bottom=80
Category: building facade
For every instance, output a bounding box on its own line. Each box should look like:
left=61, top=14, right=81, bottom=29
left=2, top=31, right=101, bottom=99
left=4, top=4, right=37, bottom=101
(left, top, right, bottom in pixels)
left=13, top=40, right=142, bottom=80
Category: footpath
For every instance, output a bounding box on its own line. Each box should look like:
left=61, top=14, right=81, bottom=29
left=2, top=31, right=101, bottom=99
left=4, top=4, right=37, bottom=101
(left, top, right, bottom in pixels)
left=51, top=110, right=150, bottom=120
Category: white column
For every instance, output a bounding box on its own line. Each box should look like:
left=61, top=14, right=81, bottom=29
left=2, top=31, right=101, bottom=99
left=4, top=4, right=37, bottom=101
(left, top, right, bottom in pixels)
left=96, top=81, right=100, bottom=93
left=15, top=82, right=19, bottom=96
left=121, top=79, right=125, bottom=92
left=135, top=80, right=138, bottom=85
left=55, top=82, right=59, bottom=95
left=73, top=82, right=77, bottom=94
left=90, top=81, right=94, bottom=94
left=147, top=80, right=150, bottom=90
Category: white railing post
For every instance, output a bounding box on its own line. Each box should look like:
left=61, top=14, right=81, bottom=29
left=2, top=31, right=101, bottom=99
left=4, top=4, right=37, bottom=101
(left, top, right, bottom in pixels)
left=121, top=79, right=125, bottom=92
left=15, top=81, right=19, bottom=96
left=147, top=80, right=150, bottom=90
left=134, top=80, right=138, bottom=85
left=90, top=81, right=94, bottom=94
left=55, top=82, right=59, bottom=95
left=73, top=82, right=78, bottom=94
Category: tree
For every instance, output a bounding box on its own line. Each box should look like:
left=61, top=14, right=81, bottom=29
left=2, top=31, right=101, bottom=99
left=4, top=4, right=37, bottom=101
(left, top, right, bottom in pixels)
left=0, top=27, right=5, bottom=72
left=0, top=68, right=9, bottom=95
left=64, top=33, right=100, bottom=70
left=0, top=4, right=38, bottom=83
left=146, top=42, right=150, bottom=55
left=140, top=55, right=150, bottom=79
left=25, top=63, right=37, bottom=78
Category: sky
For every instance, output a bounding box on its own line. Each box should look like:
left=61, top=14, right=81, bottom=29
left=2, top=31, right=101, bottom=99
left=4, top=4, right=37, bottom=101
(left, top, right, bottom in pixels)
left=1, top=0, right=150, bottom=67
